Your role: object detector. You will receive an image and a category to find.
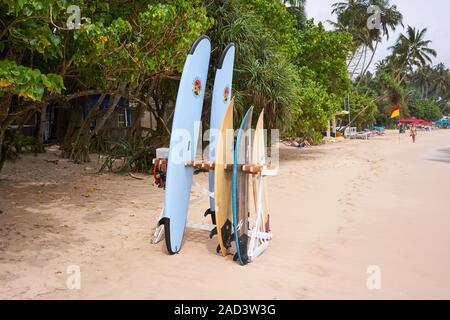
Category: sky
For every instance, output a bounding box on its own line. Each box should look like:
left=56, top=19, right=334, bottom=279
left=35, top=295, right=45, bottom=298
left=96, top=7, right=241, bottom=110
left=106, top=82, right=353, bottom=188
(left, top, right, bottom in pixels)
left=305, top=0, right=450, bottom=72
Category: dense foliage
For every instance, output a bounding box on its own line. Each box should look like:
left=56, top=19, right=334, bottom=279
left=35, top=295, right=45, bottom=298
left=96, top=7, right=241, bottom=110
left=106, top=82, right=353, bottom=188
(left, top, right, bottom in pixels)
left=1, top=0, right=449, bottom=173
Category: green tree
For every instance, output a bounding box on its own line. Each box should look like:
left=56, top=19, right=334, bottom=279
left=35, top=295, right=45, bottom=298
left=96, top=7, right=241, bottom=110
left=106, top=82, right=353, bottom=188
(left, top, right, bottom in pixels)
left=331, top=0, right=403, bottom=81
left=389, top=26, right=437, bottom=83
left=64, top=1, right=212, bottom=162
left=0, top=0, right=66, bottom=170
left=203, top=0, right=300, bottom=132
left=408, top=98, right=442, bottom=121
left=288, top=20, right=354, bottom=138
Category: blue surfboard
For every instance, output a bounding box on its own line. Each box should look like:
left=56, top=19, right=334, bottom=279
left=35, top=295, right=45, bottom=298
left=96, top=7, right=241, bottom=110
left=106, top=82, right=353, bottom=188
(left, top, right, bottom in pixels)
left=206, top=44, right=236, bottom=224
left=232, top=107, right=253, bottom=265
left=160, top=36, right=211, bottom=254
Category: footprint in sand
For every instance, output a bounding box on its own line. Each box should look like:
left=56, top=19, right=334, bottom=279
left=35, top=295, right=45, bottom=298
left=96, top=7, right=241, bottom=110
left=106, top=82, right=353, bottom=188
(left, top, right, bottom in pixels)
left=342, top=209, right=354, bottom=222
left=269, top=279, right=283, bottom=290
left=313, top=247, right=330, bottom=259
left=307, top=265, right=328, bottom=277
left=295, top=287, right=310, bottom=299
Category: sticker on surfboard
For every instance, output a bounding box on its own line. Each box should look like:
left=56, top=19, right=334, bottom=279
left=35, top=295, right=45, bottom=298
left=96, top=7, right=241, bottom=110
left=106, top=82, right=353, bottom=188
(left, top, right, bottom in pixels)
left=192, top=77, right=202, bottom=97
left=223, top=85, right=230, bottom=102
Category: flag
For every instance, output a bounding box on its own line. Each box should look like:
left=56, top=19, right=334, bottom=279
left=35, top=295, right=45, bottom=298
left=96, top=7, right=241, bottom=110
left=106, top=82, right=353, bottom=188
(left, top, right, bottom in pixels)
left=390, top=105, right=400, bottom=119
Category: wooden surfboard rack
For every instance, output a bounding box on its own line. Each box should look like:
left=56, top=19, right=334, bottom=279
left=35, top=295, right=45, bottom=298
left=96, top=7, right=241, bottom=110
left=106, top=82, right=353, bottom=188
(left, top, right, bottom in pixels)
left=184, top=160, right=235, bottom=172
left=152, top=156, right=217, bottom=244
left=152, top=158, right=167, bottom=166
left=245, top=163, right=277, bottom=262
left=241, top=163, right=276, bottom=174
left=185, top=160, right=215, bottom=171
left=151, top=155, right=278, bottom=264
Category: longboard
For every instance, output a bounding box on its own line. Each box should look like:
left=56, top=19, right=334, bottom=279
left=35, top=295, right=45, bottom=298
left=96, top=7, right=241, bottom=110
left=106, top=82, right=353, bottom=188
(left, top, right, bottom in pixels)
left=207, top=44, right=235, bottom=224
left=232, top=107, right=253, bottom=265
left=214, top=99, right=234, bottom=256
left=160, top=36, right=211, bottom=254
left=252, top=112, right=270, bottom=231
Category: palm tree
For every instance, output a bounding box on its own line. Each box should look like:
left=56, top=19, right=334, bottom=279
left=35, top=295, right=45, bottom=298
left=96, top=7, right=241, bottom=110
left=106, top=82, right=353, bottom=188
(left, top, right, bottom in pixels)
left=390, top=26, right=437, bottom=83
left=412, top=65, right=434, bottom=98
left=431, top=63, right=450, bottom=99
left=282, top=0, right=307, bottom=29
left=331, top=0, right=367, bottom=46
left=330, top=0, right=403, bottom=82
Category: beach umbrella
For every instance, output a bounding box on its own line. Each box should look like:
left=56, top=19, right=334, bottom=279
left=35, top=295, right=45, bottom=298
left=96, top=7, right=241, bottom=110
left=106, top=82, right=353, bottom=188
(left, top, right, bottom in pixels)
left=435, top=119, right=450, bottom=125
left=416, top=119, right=431, bottom=125
left=400, top=118, right=418, bottom=124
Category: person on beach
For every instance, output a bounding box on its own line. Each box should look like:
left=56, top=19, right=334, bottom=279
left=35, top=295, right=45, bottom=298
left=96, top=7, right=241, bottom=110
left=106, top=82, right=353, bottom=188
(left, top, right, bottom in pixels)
left=299, top=139, right=312, bottom=148
left=410, top=124, right=417, bottom=143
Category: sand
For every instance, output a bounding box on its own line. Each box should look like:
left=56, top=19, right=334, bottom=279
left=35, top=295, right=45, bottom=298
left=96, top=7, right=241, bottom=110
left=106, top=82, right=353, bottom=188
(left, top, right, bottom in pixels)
left=0, top=129, right=449, bottom=300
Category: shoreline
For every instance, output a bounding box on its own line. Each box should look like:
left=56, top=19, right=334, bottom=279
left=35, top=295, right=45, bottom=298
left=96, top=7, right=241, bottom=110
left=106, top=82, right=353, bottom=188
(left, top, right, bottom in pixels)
left=425, top=143, right=450, bottom=165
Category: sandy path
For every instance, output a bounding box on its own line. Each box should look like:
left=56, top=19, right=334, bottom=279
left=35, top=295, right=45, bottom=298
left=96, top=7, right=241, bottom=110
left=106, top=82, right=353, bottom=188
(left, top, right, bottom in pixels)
left=0, top=130, right=449, bottom=299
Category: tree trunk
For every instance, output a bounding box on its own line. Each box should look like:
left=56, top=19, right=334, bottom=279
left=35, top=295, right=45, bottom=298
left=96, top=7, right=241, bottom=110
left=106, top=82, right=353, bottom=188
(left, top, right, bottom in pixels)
left=356, top=41, right=379, bottom=87
left=68, top=93, right=107, bottom=162
left=0, top=93, right=13, bottom=173
left=127, top=102, right=145, bottom=140
left=69, top=91, right=123, bottom=163
left=90, top=94, right=122, bottom=139
left=33, top=102, right=47, bottom=153
left=61, top=105, right=83, bottom=155
left=0, top=128, right=7, bottom=172
left=37, top=103, right=47, bottom=145
left=264, top=100, right=275, bottom=132
left=359, top=45, right=368, bottom=78
left=350, top=46, right=365, bottom=78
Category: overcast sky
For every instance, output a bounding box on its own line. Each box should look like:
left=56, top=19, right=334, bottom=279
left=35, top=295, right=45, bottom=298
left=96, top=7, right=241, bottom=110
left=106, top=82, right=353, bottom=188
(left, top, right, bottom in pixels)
left=305, top=0, right=450, bottom=71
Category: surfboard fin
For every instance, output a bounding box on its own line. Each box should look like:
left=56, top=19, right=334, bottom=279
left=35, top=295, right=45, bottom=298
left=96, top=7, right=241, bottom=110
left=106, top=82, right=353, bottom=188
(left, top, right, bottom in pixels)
left=233, top=253, right=239, bottom=261
left=216, top=244, right=221, bottom=254
left=221, top=220, right=233, bottom=249
left=159, top=217, right=179, bottom=255
left=204, top=209, right=216, bottom=225
left=237, top=233, right=249, bottom=265
left=265, top=214, right=271, bottom=232
left=209, top=227, right=217, bottom=239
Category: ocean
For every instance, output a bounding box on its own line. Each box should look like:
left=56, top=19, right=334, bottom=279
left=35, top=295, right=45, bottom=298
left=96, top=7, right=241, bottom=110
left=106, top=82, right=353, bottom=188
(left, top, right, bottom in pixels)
left=427, top=144, right=450, bottom=166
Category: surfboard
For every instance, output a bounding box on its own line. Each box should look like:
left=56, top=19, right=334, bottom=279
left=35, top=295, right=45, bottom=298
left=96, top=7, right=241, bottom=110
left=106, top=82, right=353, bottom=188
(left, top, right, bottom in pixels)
left=206, top=44, right=235, bottom=224
left=160, top=36, right=211, bottom=254
left=213, top=99, right=234, bottom=256
left=252, top=112, right=270, bottom=231
left=232, top=107, right=253, bottom=265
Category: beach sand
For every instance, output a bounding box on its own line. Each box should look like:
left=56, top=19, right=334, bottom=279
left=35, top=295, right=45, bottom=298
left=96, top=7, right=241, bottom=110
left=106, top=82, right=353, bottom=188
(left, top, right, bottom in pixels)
left=0, top=129, right=449, bottom=299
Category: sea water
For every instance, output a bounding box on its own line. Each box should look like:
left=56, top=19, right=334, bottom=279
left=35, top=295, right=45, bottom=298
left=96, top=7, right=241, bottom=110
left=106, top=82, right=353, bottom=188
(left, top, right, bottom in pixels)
left=426, top=143, right=450, bottom=166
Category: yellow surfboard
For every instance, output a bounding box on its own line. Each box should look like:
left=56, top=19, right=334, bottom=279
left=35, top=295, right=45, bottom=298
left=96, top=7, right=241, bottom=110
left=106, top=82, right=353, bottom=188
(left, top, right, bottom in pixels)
left=214, top=99, right=234, bottom=256
left=252, top=111, right=270, bottom=231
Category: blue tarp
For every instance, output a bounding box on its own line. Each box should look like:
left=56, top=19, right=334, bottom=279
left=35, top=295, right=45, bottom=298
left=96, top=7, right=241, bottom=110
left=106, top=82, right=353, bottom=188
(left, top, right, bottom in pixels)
left=84, top=94, right=131, bottom=125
